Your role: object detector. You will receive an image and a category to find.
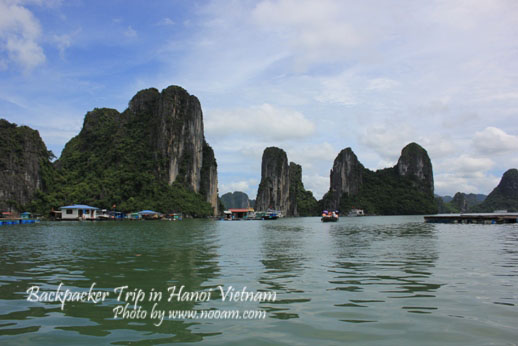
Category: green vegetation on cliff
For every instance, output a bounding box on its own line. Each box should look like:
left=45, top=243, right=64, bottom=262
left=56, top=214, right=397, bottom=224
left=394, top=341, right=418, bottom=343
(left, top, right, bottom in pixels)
left=288, top=163, right=319, bottom=216
left=0, top=119, right=55, bottom=212
left=320, top=143, right=437, bottom=215
left=27, top=86, right=219, bottom=217
left=30, top=106, right=215, bottom=216
left=320, top=167, right=437, bottom=215
left=473, top=169, right=518, bottom=212
left=436, top=192, right=486, bottom=213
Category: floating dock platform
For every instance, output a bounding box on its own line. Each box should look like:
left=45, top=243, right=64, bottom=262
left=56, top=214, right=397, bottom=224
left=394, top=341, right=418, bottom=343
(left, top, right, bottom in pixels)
left=424, top=213, right=518, bottom=224
left=0, top=219, right=39, bottom=226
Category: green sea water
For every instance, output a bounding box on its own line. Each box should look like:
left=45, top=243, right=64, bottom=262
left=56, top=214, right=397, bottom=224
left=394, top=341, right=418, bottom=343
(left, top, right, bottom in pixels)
left=1, top=216, right=517, bottom=345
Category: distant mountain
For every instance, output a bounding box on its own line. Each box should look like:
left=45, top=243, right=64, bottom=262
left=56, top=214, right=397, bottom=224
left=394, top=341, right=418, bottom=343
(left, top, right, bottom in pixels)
left=435, top=193, right=487, bottom=213
left=474, top=169, right=518, bottom=212
left=439, top=195, right=453, bottom=203
left=449, top=192, right=486, bottom=212
left=221, top=191, right=251, bottom=209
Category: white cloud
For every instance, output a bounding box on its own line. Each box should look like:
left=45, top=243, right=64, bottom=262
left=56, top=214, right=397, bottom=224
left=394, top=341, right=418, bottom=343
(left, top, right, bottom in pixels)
left=0, top=0, right=45, bottom=71
left=6, top=36, right=45, bottom=70
left=302, top=173, right=329, bottom=200
left=359, top=124, right=416, bottom=162
left=433, top=152, right=500, bottom=195
left=434, top=172, right=500, bottom=195
left=288, top=142, right=336, bottom=169
left=473, top=127, right=518, bottom=154
left=315, top=72, right=357, bottom=105
left=428, top=0, right=518, bottom=31
left=252, top=0, right=373, bottom=70
left=52, top=33, right=72, bottom=59
left=124, top=26, right=137, bottom=38
left=157, top=17, right=175, bottom=26
left=438, top=155, right=494, bottom=173
left=485, top=91, right=518, bottom=101
left=367, top=78, right=399, bottom=91
left=205, top=104, right=315, bottom=141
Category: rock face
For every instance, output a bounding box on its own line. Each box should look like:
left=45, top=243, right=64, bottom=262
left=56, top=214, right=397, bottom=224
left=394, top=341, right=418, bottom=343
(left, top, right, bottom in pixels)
left=396, top=142, right=434, bottom=194
left=220, top=191, right=251, bottom=209
left=321, top=142, right=437, bottom=215
left=255, top=147, right=317, bottom=216
left=288, top=162, right=318, bottom=216
left=127, top=86, right=213, bottom=197
left=57, top=85, right=219, bottom=215
left=200, top=144, right=218, bottom=213
left=288, top=163, right=302, bottom=216
left=476, top=169, right=518, bottom=212
left=0, top=119, right=52, bottom=211
left=327, top=148, right=364, bottom=210
left=255, top=147, right=290, bottom=216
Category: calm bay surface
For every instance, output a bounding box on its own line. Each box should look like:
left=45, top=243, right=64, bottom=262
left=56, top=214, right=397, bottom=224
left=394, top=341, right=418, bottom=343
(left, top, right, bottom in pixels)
left=1, top=216, right=517, bottom=345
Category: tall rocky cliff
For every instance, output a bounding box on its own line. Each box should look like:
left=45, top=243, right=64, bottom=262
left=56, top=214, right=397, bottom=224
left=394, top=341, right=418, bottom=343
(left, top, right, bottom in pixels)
left=327, top=148, right=364, bottom=210
left=321, top=142, right=437, bottom=215
left=475, top=168, right=518, bottom=212
left=396, top=142, right=434, bottom=194
left=255, top=147, right=290, bottom=215
left=0, top=119, right=53, bottom=211
left=255, top=147, right=318, bottom=216
left=54, top=85, right=219, bottom=216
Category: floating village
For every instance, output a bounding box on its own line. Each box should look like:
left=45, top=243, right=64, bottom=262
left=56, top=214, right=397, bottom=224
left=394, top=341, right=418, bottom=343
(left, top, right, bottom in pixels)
left=2, top=204, right=517, bottom=225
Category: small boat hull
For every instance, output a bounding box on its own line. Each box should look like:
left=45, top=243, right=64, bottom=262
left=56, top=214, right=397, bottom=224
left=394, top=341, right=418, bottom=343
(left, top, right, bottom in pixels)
left=321, top=216, right=338, bottom=222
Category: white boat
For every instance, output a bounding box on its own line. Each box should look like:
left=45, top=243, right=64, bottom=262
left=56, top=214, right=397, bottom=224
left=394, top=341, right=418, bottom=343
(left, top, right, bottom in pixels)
left=347, top=208, right=365, bottom=217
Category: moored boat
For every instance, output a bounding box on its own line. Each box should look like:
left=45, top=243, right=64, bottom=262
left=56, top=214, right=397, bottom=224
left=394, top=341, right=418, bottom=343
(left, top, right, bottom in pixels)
left=254, top=210, right=280, bottom=220
left=347, top=208, right=365, bottom=217
left=321, top=210, right=339, bottom=222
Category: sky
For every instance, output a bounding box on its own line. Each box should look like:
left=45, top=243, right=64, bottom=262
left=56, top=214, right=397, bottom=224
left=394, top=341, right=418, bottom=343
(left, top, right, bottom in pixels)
left=1, top=0, right=517, bottom=200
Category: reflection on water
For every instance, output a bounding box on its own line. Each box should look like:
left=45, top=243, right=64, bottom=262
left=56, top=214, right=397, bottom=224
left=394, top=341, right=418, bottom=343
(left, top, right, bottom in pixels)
left=259, top=223, right=310, bottom=320
left=328, top=222, right=440, bottom=322
left=0, top=221, right=222, bottom=344
left=1, top=217, right=518, bottom=345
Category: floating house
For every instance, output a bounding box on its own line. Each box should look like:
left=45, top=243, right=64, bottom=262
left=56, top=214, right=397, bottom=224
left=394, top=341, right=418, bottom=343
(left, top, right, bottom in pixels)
left=166, top=213, right=182, bottom=221
left=21, top=212, right=32, bottom=219
left=138, top=210, right=162, bottom=220
left=225, top=208, right=254, bottom=220
left=97, top=209, right=125, bottom=220
left=127, top=212, right=141, bottom=220
left=60, top=205, right=100, bottom=220
left=1, top=211, right=13, bottom=218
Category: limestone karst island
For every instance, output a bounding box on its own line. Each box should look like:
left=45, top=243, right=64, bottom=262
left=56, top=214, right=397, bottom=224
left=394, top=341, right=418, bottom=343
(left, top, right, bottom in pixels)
left=1, top=85, right=517, bottom=224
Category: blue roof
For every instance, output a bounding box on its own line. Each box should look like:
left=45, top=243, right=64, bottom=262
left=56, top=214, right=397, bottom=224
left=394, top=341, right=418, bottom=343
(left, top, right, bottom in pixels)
left=60, top=205, right=99, bottom=210
left=139, top=210, right=159, bottom=214
left=21, top=212, right=31, bottom=215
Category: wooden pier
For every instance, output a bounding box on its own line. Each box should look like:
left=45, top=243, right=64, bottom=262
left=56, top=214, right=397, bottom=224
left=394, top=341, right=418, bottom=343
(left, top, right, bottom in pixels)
left=424, top=213, right=518, bottom=224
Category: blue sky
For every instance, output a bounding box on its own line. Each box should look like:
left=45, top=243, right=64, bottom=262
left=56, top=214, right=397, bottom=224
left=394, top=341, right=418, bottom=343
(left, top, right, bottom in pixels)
left=1, top=0, right=518, bottom=199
